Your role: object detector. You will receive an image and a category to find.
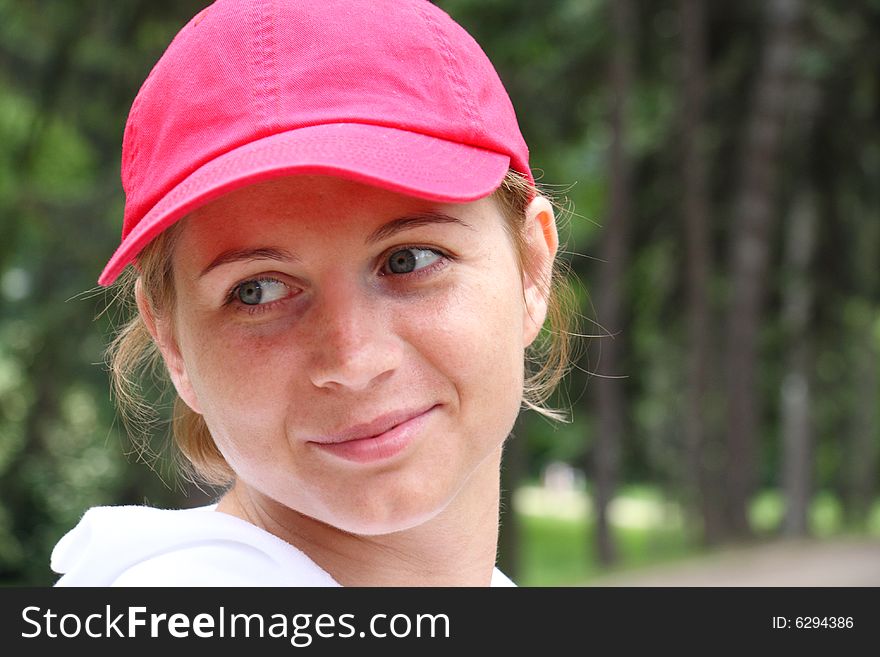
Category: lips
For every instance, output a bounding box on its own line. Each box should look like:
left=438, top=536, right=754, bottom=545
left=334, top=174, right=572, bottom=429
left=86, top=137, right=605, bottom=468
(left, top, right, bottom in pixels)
left=307, top=404, right=438, bottom=463
left=309, top=405, right=437, bottom=444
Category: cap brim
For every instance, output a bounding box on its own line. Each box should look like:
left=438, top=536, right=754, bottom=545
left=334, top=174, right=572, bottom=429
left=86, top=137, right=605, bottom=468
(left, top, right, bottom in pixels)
left=99, top=122, right=511, bottom=286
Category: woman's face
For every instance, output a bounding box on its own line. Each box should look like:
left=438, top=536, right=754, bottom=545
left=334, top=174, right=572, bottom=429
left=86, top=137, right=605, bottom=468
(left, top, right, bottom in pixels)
left=152, top=175, right=550, bottom=535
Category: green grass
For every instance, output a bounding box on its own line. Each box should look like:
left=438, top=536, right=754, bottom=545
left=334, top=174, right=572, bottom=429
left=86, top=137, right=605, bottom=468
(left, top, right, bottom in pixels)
left=517, top=513, right=592, bottom=586
left=516, top=512, right=693, bottom=586
left=513, top=484, right=694, bottom=586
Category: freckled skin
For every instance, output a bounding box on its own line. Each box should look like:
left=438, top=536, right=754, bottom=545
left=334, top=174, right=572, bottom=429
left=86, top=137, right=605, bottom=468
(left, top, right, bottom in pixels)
left=150, top=175, right=551, bottom=550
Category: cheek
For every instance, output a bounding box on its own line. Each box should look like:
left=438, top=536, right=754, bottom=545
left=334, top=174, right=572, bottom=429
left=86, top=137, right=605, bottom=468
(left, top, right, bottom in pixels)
left=411, top=270, right=526, bottom=426
left=182, top=326, right=311, bottom=477
left=176, top=316, right=299, bottom=431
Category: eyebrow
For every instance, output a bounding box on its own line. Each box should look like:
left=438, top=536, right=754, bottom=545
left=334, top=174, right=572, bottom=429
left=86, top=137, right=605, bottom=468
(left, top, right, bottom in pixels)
left=199, top=212, right=473, bottom=277
left=199, top=247, right=296, bottom=278
left=365, top=212, right=474, bottom=245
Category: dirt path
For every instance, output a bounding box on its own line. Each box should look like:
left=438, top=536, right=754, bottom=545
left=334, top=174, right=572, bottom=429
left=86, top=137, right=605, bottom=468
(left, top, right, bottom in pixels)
left=586, top=537, right=880, bottom=587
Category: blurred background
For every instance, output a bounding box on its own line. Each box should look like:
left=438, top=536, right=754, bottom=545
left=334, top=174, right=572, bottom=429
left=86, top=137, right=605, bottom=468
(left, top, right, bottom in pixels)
left=2, top=0, right=879, bottom=586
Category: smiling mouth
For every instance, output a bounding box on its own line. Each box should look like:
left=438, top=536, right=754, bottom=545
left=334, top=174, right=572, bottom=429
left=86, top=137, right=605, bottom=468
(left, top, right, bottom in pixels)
left=307, top=404, right=438, bottom=463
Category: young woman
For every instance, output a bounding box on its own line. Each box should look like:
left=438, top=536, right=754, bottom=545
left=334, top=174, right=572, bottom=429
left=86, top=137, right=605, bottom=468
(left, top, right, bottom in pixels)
left=51, top=0, right=572, bottom=587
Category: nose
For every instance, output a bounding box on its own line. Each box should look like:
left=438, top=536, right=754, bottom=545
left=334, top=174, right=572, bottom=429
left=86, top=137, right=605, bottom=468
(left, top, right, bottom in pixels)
left=306, top=279, right=402, bottom=391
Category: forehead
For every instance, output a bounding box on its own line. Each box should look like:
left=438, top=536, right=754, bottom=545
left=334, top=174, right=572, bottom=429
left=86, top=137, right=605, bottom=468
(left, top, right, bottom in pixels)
left=178, top=175, right=501, bottom=252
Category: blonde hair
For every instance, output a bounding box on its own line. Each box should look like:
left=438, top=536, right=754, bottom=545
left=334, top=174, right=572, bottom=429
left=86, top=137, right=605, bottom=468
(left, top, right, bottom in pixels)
left=107, top=170, right=576, bottom=486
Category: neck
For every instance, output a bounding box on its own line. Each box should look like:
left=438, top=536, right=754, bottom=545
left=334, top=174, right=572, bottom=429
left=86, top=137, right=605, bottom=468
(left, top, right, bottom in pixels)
left=216, top=446, right=503, bottom=586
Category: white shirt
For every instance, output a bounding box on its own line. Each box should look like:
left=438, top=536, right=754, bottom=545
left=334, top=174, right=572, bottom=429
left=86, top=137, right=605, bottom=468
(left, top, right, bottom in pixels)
left=51, top=504, right=516, bottom=587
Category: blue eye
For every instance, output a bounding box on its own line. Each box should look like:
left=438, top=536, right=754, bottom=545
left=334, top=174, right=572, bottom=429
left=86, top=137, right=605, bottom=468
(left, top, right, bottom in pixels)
left=385, top=248, right=442, bottom=274
left=235, top=278, right=290, bottom=305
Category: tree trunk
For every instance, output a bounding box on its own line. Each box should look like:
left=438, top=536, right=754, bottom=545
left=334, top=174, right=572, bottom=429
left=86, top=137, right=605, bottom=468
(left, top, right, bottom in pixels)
left=842, top=205, right=880, bottom=528
left=724, top=0, right=803, bottom=539
left=779, top=65, right=821, bottom=537
left=592, top=0, right=635, bottom=566
left=780, top=191, right=817, bottom=536
left=678, top=0, right=724, bottom=546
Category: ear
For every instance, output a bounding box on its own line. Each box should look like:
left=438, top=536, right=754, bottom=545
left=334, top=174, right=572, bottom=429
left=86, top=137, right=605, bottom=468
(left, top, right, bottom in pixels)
left=135, top=279, right=203, bottom=415
left=522, top=195, right=559, bottom=347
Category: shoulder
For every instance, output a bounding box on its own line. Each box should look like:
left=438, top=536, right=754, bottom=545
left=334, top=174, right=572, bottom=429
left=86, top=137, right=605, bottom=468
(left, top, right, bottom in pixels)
left=109, top=541, right=330, bottom=586
left=52, top=504, right=339, bottom=587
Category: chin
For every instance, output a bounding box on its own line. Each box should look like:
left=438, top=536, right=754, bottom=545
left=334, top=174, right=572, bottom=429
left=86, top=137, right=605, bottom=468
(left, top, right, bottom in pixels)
left=320, top=487, right=452, bottom=537
left=345, top=512, right=442, bottom=537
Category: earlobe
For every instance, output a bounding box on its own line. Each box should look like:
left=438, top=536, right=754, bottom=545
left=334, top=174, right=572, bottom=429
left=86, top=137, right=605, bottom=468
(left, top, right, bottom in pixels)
left=134, top=280, right=203, bottom=415
left=522, top=196, right=558, bottom=347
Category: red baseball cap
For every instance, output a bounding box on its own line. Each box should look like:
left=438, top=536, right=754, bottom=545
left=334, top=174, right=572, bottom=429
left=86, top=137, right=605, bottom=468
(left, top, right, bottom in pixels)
left=98, top=0, right=532, bottom=286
